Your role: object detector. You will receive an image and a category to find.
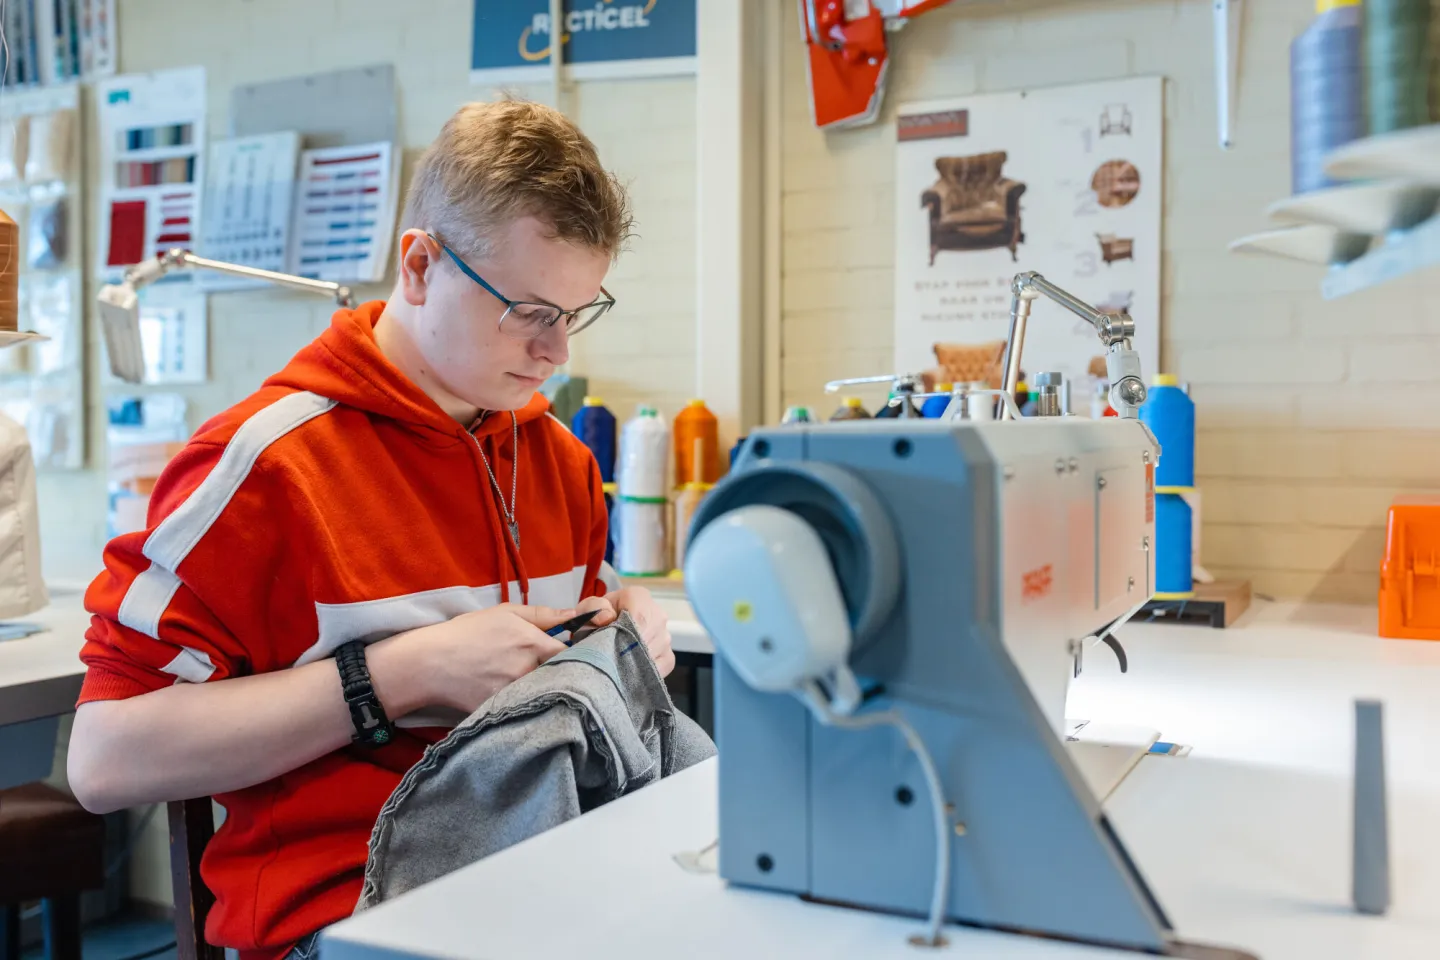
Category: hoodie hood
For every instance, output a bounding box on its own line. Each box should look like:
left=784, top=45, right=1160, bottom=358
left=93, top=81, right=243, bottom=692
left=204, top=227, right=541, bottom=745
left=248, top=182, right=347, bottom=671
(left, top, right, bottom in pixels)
left=265, top=301, right=550, bottom=437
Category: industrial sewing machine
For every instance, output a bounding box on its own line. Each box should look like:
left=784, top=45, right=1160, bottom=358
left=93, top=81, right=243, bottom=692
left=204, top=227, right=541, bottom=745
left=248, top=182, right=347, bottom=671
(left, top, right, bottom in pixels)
left=684, top=274, right=1253, bottom=956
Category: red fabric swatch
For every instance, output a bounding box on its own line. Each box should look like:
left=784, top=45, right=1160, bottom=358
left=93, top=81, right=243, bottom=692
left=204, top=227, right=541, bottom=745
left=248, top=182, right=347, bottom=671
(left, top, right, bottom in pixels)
left=106, top=200, right=147, bottom=266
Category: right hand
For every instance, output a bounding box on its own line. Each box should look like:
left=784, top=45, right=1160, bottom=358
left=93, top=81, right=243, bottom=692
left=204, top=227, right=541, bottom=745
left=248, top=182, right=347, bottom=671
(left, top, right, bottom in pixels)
left=384, top=604, right=575, bottom=714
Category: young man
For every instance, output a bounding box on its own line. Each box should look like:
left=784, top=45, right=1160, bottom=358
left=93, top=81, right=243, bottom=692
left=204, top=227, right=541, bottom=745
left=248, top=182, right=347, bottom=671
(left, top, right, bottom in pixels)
left=67, top=99, right=674, bottom=959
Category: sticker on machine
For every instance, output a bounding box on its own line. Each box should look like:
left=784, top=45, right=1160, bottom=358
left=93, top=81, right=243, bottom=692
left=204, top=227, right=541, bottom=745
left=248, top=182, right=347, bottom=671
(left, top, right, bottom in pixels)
left=1145, top=461, right=1155, bottom=523
left=1021, top=564, right=1054, bottom=602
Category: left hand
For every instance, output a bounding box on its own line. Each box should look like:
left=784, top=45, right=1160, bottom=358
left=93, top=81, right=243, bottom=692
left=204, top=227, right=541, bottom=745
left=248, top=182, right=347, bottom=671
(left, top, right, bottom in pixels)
left=575, top=586, right=674, bottom=677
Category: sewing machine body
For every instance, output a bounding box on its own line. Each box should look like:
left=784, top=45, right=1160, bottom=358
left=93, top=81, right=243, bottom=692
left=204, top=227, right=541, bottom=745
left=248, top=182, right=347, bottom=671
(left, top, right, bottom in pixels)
left=691, top=415, right=1170, bottom=951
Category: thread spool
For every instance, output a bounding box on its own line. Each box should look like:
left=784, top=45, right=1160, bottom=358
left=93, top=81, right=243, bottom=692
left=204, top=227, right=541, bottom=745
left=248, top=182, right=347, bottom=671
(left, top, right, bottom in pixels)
left=1432, top=4, right=1440, bottom=126
left=875, top=395, right=919, bottom=419
left=673, top=482, right=709, bottom=569
left=829, top=397, right=871, bottom=421
left=1154, top=490, right=1196, bottom=599
left=1365, top=0, right=1436, bottom=134
left=1142, top=373, right=1196, bottom=599
left=615, top=498, right=668, bottom=576
left=618, top=405, right=669, bottom=500
left=966, top=382, right=995, bottom=421
left=604, top=491, right=616, bottom=565
left=571, top=396, right=618, bottom=484
left=1091, top=381, right=1111, bottom=420
left=781, top=405, right=814, bottom=425
left=1139, top=374, right=1195, bottom=487
left=673, top=399, right=721, bottom=486
left=1290, top=0, right=1365, bottom=194
left=673, top=428, right=711, bottom=568
left=921, top=382, right=953, bottom=419
left=0, top=209, right=18, bottom=334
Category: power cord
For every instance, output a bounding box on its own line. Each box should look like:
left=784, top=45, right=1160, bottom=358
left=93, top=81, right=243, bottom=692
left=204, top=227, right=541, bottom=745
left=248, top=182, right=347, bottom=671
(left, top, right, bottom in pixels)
left=801, top=680, right=951, bottom=948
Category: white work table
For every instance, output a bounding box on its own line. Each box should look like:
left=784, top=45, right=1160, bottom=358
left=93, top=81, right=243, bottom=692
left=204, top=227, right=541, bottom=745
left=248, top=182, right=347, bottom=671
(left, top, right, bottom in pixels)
left=0, top=586, right=93, bottom=788
left=324, top=599, right=1440, bottom=960
left=0, top=586, right=91, bottom=726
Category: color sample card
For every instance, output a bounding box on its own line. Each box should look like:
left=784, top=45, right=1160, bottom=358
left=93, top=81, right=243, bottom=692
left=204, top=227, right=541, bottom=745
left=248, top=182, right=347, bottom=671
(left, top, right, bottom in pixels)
left=1, top=0, right=116, bottom=87
left=289, top=141, right=399, bottom=284
left=198, top=132, right=300, bottom=291
left=77, top=0, right=118, bottom=79
left=95, top=67, right=206, bottom=281
left=137, top=287, right=208, bottom=384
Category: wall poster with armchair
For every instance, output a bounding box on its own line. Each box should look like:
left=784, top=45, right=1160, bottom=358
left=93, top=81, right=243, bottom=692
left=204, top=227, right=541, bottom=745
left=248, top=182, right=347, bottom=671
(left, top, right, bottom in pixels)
left=894, top=78, right=1162, bottom=406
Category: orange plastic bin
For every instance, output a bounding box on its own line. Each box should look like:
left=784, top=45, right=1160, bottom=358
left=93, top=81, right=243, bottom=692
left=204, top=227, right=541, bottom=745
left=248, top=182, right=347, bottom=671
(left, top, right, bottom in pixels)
left=1379, top=495, right=1440, bottom=640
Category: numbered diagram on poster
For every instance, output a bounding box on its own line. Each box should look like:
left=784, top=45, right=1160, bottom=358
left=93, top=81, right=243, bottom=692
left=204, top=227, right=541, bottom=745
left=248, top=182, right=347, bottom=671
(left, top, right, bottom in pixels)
left=893, top=77, right=1162, bottom=403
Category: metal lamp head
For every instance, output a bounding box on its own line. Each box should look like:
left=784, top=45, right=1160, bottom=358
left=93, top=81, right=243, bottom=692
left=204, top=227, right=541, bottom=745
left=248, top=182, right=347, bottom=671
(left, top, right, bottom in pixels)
left=97, top=280, right=145, bottom=384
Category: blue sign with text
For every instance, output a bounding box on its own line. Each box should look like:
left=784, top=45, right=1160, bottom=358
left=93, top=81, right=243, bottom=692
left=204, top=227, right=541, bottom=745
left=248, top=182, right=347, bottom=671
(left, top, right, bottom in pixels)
left=472, top=0, right=696, bottom=78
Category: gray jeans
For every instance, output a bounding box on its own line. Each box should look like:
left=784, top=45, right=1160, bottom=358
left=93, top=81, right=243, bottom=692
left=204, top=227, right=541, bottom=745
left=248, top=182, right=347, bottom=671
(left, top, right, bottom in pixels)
left=286, top=932, right=321, bottom=960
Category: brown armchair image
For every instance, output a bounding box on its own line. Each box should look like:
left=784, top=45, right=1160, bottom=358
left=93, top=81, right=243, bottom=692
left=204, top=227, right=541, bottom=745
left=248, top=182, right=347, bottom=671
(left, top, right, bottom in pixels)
left=921, top=153, right=1027, bottom=264
left=1096, top=233, right=1134, bottom=264
left=921, top=340, right=1009, bottom=393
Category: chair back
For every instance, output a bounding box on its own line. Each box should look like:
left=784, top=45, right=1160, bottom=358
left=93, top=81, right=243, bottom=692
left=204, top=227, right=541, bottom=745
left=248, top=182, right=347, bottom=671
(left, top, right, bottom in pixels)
left=168, top=798, right=225, bottom=960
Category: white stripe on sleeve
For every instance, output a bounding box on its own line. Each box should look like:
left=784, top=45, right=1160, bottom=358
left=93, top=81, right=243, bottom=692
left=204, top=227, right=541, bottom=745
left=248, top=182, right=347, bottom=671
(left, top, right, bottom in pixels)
left=113, top=392, right=337, bottom=688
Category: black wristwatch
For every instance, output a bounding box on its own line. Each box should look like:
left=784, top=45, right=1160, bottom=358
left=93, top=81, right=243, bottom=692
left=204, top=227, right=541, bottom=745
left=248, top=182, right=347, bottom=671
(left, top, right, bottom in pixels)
left=335, top=640, right=392, bottom=747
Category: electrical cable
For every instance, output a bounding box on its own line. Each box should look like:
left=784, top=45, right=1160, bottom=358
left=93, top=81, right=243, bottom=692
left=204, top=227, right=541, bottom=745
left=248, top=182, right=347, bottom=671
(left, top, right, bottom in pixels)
left=0, top=0, right=8, bottom=98
left=801, top=680, right=951, bottom=948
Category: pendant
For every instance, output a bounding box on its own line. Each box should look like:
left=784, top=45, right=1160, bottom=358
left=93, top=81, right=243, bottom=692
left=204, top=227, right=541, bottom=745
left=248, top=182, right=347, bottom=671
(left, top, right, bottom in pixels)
left=509, top=521, right=521, bottom=550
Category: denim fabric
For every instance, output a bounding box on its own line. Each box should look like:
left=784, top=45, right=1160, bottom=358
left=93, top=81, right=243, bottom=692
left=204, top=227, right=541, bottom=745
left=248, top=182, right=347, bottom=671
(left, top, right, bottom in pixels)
left=356, top=613, right=715, bottom=909
left=285, top=931, right=320, bottom=960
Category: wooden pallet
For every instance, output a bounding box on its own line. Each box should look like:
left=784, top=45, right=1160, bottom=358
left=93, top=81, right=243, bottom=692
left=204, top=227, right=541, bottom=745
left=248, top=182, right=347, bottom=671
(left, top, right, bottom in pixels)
left=1139, top=579, right=1252, bottom=628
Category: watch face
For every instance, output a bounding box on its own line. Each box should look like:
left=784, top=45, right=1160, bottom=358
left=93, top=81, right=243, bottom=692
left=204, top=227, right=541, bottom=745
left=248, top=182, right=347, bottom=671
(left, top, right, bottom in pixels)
left=373, top=727, right=390, bottom=745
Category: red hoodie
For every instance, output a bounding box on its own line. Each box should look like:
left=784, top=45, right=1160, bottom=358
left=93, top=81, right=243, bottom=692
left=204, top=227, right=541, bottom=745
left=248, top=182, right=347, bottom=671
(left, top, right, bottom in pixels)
left=78, top=302, right=611, bottom=959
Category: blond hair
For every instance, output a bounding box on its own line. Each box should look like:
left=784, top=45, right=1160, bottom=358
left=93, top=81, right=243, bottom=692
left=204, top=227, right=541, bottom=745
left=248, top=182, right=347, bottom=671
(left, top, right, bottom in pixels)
left=401, top=97, right=633, bottom=261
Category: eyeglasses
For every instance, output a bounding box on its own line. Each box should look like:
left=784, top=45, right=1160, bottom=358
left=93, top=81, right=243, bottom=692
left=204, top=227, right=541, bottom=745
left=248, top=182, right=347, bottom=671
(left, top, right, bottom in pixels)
left=429, top=233, right=615, bottom=340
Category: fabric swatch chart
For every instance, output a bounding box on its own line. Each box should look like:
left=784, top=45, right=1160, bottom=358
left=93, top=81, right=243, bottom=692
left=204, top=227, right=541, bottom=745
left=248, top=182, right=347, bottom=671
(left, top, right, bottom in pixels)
left=198, top=132, right=300, bottom=291
left=0, top=0, right=116, bottom=87
left=290, top=142, right=398, bottom=285
left=96, top=66, right=206, bottom=282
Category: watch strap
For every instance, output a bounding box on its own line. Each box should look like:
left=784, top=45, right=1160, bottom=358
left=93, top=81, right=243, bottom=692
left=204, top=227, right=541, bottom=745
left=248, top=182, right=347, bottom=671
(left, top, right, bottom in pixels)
left=335, top=640, right=392, bottom=747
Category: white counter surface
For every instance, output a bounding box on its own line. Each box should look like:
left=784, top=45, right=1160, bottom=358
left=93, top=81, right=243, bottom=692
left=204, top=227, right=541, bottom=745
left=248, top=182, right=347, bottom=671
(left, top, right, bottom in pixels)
left=0, top=587, right=93, bottom=726
left=324, top=598, right=1440, bottom=959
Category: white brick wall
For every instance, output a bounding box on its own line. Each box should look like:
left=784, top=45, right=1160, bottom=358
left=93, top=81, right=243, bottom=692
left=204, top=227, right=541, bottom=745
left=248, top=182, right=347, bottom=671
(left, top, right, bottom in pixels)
left=39, top=0, right=697, bottom=583
left=40, top=4, right=1440, bottom=599
left=778, top=0, right=1440, bottom=603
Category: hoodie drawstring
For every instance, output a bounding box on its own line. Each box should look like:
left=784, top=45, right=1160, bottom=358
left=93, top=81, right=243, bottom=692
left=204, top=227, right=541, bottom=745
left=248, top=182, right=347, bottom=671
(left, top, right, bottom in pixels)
left=469, top=427, right=530, bottom=605
left=498, top=431, right=538, bottom=604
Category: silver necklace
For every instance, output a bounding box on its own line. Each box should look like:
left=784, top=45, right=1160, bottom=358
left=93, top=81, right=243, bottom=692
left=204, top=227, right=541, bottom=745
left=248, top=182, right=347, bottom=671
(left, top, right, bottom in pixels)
left=470, top=411, right=520, bottom=549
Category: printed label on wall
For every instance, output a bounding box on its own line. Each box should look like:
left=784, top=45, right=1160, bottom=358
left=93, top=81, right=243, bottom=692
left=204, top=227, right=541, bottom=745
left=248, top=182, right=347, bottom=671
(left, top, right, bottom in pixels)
left=471, top=0, right=696, bottom=84
left=893, top=77, right=1163, bottom=407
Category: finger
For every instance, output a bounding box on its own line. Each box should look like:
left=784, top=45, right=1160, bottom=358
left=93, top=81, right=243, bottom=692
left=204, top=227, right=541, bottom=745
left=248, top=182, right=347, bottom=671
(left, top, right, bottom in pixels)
left=533, top=636, right=568, bottom=664
left=509, top=605, right=579, bottom=630
left=574, top=595, right=618, bottom=627
left=647, top=630, right=674, bottom=663
left=656, top=648, right=676, bottom=678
